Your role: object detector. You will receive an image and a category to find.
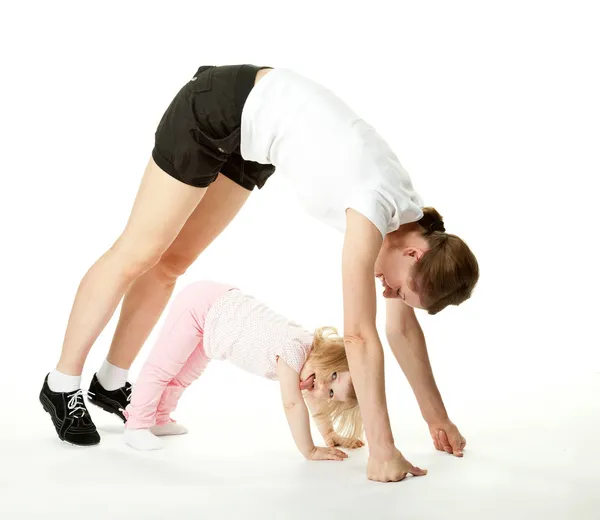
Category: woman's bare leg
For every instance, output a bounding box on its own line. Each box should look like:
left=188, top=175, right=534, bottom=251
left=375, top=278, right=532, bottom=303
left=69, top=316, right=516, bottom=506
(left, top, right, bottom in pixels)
left=55, top=158, right=206, bottom=376
left=106, top=173, right=251, bottom=369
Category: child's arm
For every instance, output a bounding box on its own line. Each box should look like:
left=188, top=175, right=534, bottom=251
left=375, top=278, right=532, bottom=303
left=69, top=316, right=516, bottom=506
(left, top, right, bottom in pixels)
left=304, top=394, right=365, bottom=449
left=276, top=358, right=347, bottom=461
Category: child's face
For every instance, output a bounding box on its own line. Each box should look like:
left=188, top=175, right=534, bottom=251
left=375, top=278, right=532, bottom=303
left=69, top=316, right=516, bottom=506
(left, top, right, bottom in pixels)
left=308, top=370, right=353, bottom=402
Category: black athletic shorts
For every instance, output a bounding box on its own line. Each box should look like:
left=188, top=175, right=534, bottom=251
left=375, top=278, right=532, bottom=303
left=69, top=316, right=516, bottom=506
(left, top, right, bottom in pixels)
left=152, top=65, right=275, bottom=191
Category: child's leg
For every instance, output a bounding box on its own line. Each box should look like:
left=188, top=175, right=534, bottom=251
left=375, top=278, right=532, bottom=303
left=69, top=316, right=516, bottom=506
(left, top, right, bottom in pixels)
left=124, top=281, right=230, bottom=450
left=152, top=344, right=210, bottom=435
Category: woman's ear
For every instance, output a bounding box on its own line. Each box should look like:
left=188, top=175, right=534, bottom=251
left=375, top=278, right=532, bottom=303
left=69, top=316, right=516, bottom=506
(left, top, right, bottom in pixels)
left=404, top=247, right=426, bottom=261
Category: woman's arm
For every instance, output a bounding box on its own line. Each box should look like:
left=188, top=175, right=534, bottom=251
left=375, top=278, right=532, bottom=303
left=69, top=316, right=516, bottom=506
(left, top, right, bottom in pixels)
left=342, top=209, right=426, bottom=481
left=276, top=358, right=347, bottom=461
left=385, top=298, right=448, bottom=423
left=385, top=298, right=466, bottom=456
left=342, top=210, right=393, bottom=452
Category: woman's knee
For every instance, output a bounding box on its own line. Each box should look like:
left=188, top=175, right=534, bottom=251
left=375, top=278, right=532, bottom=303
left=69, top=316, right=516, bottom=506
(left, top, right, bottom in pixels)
left=109, top=237, right=164, bottom=280
left=155, top=250, right=196, bottom=283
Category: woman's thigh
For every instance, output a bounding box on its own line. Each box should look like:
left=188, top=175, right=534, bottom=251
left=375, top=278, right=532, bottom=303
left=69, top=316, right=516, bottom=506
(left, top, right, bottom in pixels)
left=157, top=173, right=252, bottom=276
left=114, top=157, right=207, bottom=263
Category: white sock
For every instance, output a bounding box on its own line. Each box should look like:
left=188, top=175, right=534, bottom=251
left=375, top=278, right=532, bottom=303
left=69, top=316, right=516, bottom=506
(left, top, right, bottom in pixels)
left=97, top=359, right=129, bottom=391
left=124, top=428, right=164, bottom=451
left=48, top=370, right=81, bottom=393
left=151, top=422, right=189, bottom=436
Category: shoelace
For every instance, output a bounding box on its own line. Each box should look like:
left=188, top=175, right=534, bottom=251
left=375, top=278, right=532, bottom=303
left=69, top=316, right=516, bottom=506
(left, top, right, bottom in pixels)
left=66, top=389, right=94, bottom=418
left=118, top=384, right=134, bottom=420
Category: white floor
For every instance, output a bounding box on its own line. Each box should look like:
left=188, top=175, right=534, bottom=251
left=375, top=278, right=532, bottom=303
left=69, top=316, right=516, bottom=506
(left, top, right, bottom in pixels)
left=1, top=369, right=598, bottom=520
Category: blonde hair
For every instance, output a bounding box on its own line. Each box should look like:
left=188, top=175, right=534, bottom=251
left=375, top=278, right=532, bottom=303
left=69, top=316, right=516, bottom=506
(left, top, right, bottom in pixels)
left=306, top=326, right=363, bottom=440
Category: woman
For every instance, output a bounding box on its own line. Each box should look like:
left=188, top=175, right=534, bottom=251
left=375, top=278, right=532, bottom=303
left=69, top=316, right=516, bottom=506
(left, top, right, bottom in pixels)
left=39, top=65, right=478, bottom=482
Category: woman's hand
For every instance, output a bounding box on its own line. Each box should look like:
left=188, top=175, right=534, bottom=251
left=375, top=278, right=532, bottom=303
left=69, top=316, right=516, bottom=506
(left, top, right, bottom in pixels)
left=307, top=446, right=349, bottom=461
left=428, top=419, right=466, bottom=457
left=367, top=448, right=427, bottom=482
left=324, top=431, right=365, bottom=449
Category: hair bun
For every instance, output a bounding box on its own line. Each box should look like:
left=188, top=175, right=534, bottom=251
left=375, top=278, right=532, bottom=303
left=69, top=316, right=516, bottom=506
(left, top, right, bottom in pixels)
left=431, top=220, right=445, bottom=233
left=419, top=207, right=445, bottom=234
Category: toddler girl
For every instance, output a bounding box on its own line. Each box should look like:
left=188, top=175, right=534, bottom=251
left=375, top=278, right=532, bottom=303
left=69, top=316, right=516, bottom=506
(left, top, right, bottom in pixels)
left=124, top=281, right=364, bottom=460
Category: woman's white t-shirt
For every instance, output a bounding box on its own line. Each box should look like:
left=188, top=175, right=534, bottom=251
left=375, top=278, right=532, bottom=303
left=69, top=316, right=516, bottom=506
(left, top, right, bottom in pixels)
left=240, top=68, right=424, bottom=237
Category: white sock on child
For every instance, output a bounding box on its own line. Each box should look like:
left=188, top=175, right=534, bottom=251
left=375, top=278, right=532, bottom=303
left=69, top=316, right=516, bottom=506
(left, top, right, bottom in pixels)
left=97, top=359, right=129, bottom=391
left=151, top=422, right=189, bottom=436
left=124, top=428, right=164, bottom=451
left=48, top=370, right=81, bottom=393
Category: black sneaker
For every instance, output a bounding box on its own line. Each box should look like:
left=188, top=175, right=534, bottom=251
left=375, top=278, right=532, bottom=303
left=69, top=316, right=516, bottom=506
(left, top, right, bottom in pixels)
left=88, top=374, right=132, bottom=422
left=39, top=375, right=101, bottom=446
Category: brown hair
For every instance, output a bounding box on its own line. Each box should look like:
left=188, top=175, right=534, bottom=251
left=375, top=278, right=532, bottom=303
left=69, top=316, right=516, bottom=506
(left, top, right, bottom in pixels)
left=411, top=207, right=479, bottom=315
left=306, top=327, right=363, bottom=440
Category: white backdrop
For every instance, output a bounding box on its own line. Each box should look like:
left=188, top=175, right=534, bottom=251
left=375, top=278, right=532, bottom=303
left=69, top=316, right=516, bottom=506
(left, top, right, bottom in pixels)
left=1, top=1, right=599, bottom=519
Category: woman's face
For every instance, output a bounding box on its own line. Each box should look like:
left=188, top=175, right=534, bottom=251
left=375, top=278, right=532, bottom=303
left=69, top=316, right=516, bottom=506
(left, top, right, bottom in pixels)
left=375, top=246, right=426, bottom=309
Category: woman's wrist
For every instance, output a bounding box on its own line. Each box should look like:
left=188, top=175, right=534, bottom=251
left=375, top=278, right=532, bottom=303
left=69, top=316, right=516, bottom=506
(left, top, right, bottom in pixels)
left=365, top=428, right=396, bottom=459
left=424, top=412, right=449, bottom=426
left=369, top=441, right=398, bottom=460
left=425, top=413, right=452, bottom=429
left=422, top=401, right=449, bottom=425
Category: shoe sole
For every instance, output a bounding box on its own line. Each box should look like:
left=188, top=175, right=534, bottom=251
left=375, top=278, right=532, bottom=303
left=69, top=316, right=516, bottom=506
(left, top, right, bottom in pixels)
left=40, top=392, right=100, bottom=447
left=88, top=397, right=126, bottom=423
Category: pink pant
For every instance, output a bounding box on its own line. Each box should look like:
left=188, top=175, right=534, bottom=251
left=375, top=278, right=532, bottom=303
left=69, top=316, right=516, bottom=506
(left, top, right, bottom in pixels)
left=125, top=281, right=234, bottom=430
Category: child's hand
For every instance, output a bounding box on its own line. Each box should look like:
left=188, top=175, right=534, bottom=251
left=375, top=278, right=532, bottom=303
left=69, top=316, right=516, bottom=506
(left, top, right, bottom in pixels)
left=307, top=446, right=348, bottom=461
left=324, top=432, right=365, bottom=449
